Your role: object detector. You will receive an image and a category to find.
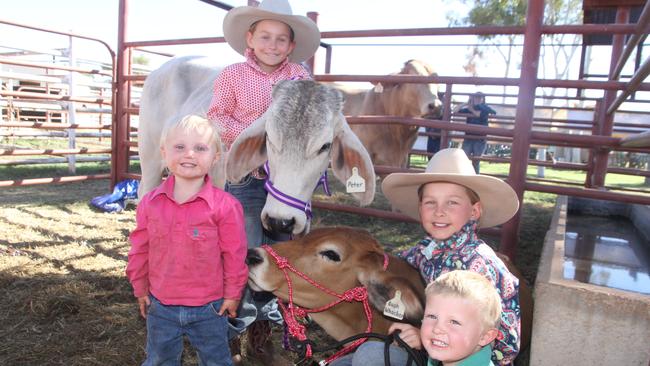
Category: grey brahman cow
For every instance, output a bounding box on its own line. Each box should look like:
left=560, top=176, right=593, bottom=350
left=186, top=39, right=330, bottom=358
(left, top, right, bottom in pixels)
left=137, top=56, right=376, bottom=236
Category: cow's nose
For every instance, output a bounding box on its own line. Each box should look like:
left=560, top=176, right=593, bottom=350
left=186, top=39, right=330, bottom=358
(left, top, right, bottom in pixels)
left=267, top=217, right=296, bottom=234
left=246, top=249, right=263, bottom=266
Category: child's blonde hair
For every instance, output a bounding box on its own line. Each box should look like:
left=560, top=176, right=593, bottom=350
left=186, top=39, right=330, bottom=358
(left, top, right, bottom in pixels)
left=160, top=115, right=223, bottom=154
left=425, top=270, right=502, bottom=330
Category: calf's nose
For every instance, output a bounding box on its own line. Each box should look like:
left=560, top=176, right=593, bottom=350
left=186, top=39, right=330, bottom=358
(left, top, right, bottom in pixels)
left=267, top=217, right=296, bottom=234
left=246, top=248, right=263, bottom=266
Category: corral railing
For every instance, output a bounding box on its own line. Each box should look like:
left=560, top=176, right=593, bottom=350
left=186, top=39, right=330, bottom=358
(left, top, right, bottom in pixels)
left=113, top=0, right=650, bottom=259
left=2, top=0, right=648, bottom=261
left=0, top=19, right=118, bottom=186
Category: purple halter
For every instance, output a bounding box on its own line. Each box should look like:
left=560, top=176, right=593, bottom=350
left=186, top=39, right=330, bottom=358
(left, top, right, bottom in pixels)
left=263, top=161, right=331, bottom=219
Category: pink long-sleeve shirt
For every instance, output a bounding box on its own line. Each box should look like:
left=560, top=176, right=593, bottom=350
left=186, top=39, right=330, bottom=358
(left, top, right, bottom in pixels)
left=126, top=175, right=248, bottom=306
left=206, top=48, right=310, bottom=149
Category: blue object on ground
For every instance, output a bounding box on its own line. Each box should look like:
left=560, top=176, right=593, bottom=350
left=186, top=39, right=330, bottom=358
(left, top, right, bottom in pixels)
left=90, top=179, right=139, bottom=213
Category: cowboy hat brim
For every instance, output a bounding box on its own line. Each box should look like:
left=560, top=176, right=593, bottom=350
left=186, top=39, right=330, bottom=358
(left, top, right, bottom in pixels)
left=223, top=6, right=320, bottom=63
left=381, top=172, right=519, bottom=228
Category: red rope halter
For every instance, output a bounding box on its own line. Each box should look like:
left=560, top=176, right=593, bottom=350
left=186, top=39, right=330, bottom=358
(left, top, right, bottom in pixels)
left=261, top=244, right=390, bottom=365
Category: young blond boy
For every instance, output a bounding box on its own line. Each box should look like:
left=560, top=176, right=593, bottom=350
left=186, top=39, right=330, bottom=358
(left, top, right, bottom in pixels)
left=126, top=115, right=247, bottom=365
left=421, top=270, right=502, bottom=366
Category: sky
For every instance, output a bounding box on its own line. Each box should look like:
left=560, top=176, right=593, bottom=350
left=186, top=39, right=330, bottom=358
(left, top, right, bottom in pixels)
left=1, top=0, right=483, bottom=79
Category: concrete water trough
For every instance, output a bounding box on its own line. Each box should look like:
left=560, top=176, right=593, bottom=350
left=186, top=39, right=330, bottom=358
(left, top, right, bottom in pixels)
left=530, top=196, right=650, bottom=366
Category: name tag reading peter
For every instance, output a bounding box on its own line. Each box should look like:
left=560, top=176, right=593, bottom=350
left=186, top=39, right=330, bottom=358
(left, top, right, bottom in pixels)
left=346, top=167, right=366, bottom=193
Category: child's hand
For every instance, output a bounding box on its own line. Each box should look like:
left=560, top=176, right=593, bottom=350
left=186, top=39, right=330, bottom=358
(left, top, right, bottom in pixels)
left=137, top=295, right=151, bottom=319
left=218, top=299, right=240, bottom=318
left=389, top=323, right=422, bottom=350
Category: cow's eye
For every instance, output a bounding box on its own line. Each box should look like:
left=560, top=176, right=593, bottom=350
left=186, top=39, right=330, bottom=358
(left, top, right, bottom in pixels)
left=319, top=250, right=340, bottom=262
left=318, top=143, right=332, bottom=154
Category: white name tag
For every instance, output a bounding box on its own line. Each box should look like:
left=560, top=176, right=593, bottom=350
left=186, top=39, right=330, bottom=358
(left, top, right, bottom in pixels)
left=346, top=167, right=366, bottom=193
left=383, top=290, right=405, bottom=320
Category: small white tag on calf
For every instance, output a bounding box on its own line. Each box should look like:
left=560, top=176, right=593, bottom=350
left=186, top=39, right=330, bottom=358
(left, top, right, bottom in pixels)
left=346, top=167, right=366, bottom=193
left=383, top=290, right=405, bottom=320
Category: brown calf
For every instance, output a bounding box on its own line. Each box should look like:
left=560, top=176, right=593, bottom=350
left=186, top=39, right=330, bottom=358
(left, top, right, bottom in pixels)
left=246, top=226, right=533, bottom=354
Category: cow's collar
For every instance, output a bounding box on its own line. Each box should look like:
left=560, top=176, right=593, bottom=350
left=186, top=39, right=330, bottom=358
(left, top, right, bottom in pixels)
left=261, top=244, right=389, bottom=365
left=262, top=161, right=330, bottom=219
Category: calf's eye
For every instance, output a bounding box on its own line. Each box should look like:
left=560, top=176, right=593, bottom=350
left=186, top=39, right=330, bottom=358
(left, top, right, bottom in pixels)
left=319, top=250, right=341, bottom=262
left=318, top=143, right=332, bottom=154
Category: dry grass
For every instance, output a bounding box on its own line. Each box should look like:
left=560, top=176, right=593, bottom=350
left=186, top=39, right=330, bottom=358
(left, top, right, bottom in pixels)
left=0, top=177, right=552, bottom=365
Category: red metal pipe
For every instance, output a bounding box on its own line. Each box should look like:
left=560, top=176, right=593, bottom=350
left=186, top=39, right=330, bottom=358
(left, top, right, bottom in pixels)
left=611, top=1, right=650, bottom=80
left=307, top=11, right=319, bottom=73
left=0, top=90, right=109, bottom=104
left=0, top=122, right=110, bottom=130
left=525, top=182, right=650, bottom=206
left=318, top=24, right=636, bottom=39
left=0, top=57, right=111, bottom=77
left=113, top=0, right=130, bottom=188
left=591, top=7, right=629, bottom=189
left=0, top=148, right=111, bottom=156
left=500, top=0, right=544, bottom=261
left=314, top=74, right=650, bottom=91
left=0, top=174, right=110, bottom=188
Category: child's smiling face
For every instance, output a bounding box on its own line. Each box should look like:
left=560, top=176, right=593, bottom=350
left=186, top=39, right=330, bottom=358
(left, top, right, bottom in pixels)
left=420, top=293, right=495, bottom=365
left=161, top=125, right=219, bottom=183
left=246, top=19, right=296, bottom=73
left=418, top=182, right=481, bottom=240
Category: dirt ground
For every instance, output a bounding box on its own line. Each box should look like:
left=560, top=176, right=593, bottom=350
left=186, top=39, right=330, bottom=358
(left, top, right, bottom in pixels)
left=0, top=179, right=552, bottom=365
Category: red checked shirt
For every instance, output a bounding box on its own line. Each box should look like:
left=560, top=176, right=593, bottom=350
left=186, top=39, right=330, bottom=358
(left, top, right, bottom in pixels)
left=207, top=48, right=311, bottom=149
left=126, top=175, right=248, bottom=306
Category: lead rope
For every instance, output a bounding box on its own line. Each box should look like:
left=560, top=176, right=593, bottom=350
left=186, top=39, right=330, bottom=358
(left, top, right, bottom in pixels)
left=262, top=245, right=389, bottom=365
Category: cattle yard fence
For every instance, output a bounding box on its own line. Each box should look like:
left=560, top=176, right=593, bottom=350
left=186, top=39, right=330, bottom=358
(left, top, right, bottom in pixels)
left=2, top=0, right=650, bottom=260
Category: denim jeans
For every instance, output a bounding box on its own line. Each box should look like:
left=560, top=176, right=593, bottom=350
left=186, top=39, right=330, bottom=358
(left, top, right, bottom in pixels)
left=462, top=138, right=487, bottom=173
left=143, top=296, right=231, bottom=366
left=225, top=175, right=284, bottom=338
left=329, top=341, right=411, bottom=366
left=225, top=175, right=272, bottom=248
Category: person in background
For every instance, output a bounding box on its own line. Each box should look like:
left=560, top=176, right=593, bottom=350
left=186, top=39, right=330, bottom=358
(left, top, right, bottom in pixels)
left=455, top=92, right=496, bottom=173
left=126, top=115, right=247, bottom=366
left=421, top=270, right=503, bottom=366
left=206, top=0, right=321, bottom=362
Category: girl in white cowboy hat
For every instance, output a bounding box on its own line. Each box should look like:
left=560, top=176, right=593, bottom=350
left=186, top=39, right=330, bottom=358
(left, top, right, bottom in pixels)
left=205, top=0, right=320, bottom=363
left=332, top=148, right=521, bottom=366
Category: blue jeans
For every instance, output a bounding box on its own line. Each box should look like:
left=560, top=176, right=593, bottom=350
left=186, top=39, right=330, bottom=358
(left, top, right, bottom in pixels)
left=225, top=175, right=272, bottom=248
left=143, top=296, right=231, bottom=366
left=462, top=138, right=487, bottom=173
left=330, top=341, right=411, bottom=366
left=225, top=175, right=284, bottom=338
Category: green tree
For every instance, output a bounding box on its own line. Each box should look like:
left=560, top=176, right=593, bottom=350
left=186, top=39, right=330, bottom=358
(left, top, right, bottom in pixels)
left=446, top=0, right=582, bottom=99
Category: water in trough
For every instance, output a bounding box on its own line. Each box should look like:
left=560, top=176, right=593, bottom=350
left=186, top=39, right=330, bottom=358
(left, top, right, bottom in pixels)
left=564, top=213, right=650, bottom=295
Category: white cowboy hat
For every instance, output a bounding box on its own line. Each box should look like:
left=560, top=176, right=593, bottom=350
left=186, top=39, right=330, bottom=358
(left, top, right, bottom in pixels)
left=222, top=0, right=321, bottom=63
left=382, top=148, right=519, bottom=228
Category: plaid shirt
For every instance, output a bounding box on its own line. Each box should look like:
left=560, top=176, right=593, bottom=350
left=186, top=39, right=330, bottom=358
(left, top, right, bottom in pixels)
left=207, top=48, right=311, bottom=149
left=400, top=223, right=521, bottom=365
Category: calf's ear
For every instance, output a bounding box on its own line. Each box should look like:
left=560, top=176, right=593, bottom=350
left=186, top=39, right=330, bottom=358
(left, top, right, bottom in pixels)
left=331, top=114, right=376, bottom=206
left=361, top=270, right=425, bottom=325
left=226, top=115, right=268, bottom=182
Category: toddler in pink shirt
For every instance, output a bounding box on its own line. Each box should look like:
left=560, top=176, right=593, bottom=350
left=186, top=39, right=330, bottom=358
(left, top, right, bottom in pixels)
left=126, top=115, right=247, bottom=365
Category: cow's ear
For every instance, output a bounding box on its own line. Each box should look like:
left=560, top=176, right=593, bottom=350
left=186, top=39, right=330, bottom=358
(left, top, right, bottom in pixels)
left=362, top=273, right=425, bottom=325
left=331, top=114, right=376, bottom=206
left=226, top=115, right=268, bottom=182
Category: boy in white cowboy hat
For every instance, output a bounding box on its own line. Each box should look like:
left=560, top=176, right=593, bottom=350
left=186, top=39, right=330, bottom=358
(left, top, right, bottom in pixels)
left=205, top=0, right=321, bottom=362
left=332, top=148, right=521, bottom=366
